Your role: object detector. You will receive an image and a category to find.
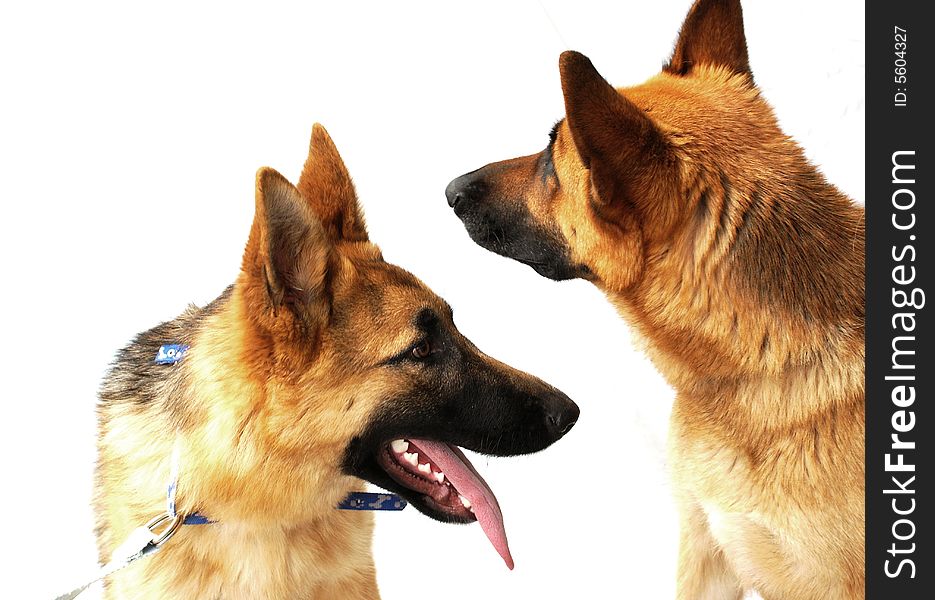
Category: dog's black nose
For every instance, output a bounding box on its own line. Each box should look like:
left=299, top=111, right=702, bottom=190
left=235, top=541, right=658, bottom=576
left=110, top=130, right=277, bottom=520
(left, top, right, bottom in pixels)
left=445, top=173, right=487, bottom=213
left=543, top=392, right=580, bottom=439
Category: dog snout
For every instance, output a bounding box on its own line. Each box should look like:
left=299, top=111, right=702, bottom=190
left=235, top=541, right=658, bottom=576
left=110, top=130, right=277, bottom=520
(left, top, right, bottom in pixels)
left=542, top=391, right=580, bottom=440
left=445, top=172, right=487, bottom=214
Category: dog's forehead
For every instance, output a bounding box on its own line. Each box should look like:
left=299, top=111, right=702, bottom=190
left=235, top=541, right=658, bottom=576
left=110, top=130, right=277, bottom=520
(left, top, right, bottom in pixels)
left=623, top=70, right=760, bottom=124
left=338, top=258, right=451, bottom=327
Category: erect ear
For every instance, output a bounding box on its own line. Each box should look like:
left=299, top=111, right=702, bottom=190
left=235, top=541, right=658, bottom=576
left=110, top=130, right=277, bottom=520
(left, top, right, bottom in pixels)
left=243, top=167, right=333, bottom=317
left=296, top=123, right=368, bottom=243
left=665, top=0, right=750, bottom=78
left=559, top=51, right=670, bottom=209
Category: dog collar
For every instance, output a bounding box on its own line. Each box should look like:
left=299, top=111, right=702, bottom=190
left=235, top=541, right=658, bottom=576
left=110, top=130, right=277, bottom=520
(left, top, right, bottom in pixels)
left=57, top=465, right=403, bottom=600
left=175, top=492, right=406, bottom=525
left=337, top=492, right=407, bottom=511
left=156, top=345, right=407, bottom=520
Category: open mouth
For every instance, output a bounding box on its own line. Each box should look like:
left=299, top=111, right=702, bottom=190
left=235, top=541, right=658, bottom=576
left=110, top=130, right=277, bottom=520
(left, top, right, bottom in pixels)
left=375, top=438, right=514, bottom=569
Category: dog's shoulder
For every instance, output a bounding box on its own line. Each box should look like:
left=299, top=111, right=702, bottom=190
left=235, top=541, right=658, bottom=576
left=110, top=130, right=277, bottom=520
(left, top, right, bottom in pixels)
left=99, top=285, right=233, bottom=408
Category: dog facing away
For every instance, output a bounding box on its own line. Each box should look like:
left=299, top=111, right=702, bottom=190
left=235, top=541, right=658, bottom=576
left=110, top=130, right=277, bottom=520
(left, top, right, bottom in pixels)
left=94, top=124, right=578, bottom=599
left=446, top=0, right=864, bottom=598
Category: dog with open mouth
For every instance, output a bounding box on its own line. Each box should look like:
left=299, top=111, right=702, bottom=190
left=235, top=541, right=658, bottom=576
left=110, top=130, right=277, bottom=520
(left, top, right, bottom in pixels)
left=94, top=124, right=578, bottom=599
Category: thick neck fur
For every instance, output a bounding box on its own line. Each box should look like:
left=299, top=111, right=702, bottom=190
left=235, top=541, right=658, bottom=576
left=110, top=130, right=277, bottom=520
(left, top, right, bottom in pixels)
left=604, top=159, right=864, bottom=433
left=96, top=285, right=376, bottom=599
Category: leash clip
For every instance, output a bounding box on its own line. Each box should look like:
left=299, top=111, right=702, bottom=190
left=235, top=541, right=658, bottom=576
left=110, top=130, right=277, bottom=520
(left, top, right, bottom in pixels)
left=145, top=512, right=183, bottom=548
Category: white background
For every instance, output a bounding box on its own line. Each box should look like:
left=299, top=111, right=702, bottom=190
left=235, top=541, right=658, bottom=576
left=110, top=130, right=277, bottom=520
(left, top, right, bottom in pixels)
left=0, top=1, right=863, bottom=598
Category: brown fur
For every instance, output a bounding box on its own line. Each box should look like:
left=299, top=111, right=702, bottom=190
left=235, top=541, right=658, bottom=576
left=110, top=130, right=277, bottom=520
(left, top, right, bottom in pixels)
left=447, top=1, right=864, bottom=597
left=95, top=124, right=576, bottom=599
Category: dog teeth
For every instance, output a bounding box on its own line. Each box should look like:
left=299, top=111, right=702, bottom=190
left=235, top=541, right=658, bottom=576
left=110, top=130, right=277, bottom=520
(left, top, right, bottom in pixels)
left=434, top=471, right=445, bottom=483
left=418, top=462, right=432, bottom=474
left=459, top=495, right=472, bottom=510
left=390, top=439, right=409, bottom=453
left=403, top=452, right=419, bottom=466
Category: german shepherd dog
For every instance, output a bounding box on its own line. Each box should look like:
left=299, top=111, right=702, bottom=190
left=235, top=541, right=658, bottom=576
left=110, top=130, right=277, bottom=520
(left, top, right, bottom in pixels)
left=94, top=124, right=578, bottom=599
left=446, top=1, right=864, bottom=598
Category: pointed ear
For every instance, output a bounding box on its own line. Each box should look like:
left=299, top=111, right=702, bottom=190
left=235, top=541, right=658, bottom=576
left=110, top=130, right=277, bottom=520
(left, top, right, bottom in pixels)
left=665, top=0, right=750, bottom=78
left=296, top=123, right=368, bottom=242
left=559, top=51, right=670, bottom=208
left=243, top=167, right=333, bottom=316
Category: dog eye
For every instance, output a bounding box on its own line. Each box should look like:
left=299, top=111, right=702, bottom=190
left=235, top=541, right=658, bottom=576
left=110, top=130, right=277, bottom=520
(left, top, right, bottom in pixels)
left=411, top=340, right=432, bottom=359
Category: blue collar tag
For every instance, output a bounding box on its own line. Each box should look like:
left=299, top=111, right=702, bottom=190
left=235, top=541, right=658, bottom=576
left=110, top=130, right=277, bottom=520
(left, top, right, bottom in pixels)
left=182, top=513, right=213, bottom=525
left=156, top=344, right=189, bottom=365
left=338, top=492, right=407, bottom=511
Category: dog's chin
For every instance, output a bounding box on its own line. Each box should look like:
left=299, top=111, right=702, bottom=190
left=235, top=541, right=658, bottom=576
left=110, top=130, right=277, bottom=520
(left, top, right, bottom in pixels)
left=514, top=256, right=580, bottom=281
left=460, top=217, right=585, bottom=281
left=492, top=246, right=585, bottom=282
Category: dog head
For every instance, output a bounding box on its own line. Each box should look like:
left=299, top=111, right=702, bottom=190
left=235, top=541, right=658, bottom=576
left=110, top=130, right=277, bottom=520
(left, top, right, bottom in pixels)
left=231, top=124, right=577, bottom=568
left=447, top=0, right=776, bottom=291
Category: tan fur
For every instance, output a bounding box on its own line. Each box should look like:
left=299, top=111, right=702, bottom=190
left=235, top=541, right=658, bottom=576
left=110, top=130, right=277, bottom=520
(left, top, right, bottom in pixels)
left=96, top=124, right=576, bottom=598
left=97, top=292, right=384, bottom=599
left=449, top=1, right=864, bottom=597
left=562, top=64, right=864, bottom=600
left=95, top=128, right=413, bottom=599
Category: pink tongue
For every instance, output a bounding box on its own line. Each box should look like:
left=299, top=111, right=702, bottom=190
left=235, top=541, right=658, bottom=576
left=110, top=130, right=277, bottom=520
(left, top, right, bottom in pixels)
left=409, top=439, right=514, bottom=570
